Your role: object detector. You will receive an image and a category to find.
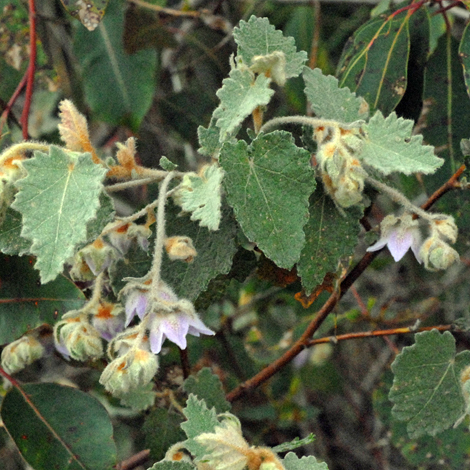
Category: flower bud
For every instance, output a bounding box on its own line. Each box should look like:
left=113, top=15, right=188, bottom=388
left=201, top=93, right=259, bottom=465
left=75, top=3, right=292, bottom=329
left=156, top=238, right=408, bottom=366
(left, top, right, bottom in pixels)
left=1, top=335, right=44, bottom=374
left=419, top=236, right=459, bottom=271
left=430, top=215, right=458, bottom=244
left=99, top=348, right=158, bottom=395
left=165, top=236, right=197, bottom=262
left=79, top=238, right=116, bottom=277
left=54, top=316, right=103, bottom=361
left=250, top=51, right=287, bottom=86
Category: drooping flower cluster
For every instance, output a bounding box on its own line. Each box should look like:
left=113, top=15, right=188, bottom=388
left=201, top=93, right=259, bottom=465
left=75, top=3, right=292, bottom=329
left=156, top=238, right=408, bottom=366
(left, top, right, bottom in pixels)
left=121, top=279, right=215, bottom=355
left=367, top=212, right=459, bottom=270
left=97, top=278, right=214, bottom=396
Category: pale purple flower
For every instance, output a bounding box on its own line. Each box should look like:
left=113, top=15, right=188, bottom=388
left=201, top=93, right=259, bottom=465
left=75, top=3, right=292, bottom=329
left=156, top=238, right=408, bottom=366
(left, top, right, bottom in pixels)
left=121, top=280, right=214, bottom=353
left=148, top=300, right=215, bottom=354
left=367, top=214, right=422, bottom=263
left=124, top=288, right=150, bottom=326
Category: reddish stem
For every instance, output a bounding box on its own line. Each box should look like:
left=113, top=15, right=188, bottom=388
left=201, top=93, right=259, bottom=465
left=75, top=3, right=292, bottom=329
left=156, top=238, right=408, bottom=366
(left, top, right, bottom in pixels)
left=388, top=0, right=426, bottom=19
left=20, top=0, right=37, bottom=140
left=0, top=366, right=22, bottom=388
left=0, top=73, right=27, bottom=137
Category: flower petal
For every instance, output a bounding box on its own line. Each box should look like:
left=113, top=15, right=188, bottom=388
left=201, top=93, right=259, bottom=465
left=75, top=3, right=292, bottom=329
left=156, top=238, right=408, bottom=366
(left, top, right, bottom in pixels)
left=161, top=314, right=190, bottom=350
left=387, top=229, right=413, bottom=262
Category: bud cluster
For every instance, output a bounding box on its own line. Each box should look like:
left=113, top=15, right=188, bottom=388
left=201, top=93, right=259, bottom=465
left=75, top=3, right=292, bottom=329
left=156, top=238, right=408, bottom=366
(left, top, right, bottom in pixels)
left=314, top=126, right=367, bottom=208
left=419, top=215, right=459, bottom=271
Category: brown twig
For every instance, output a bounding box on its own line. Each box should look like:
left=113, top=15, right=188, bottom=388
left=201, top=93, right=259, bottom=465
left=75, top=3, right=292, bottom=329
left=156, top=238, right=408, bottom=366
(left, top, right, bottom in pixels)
left=20, top=0, right=37, bottom=139
left=306, top=324, right=453, bottom=347
left=225, top=164, right=466, bottom=403
left=115, top=449, right=151, bottom=470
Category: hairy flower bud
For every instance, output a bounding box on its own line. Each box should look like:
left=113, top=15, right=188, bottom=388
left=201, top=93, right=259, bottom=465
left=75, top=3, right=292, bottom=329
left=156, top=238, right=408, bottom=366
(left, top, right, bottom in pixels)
left=419, top=236, right=459, bottom=271
left=430, top=215, right=458, bottom=244
left=250, top=50, right=287, bottom=86
left=54, top=316, right=103, bottom=361
left=165, top=236, right=197, bottom=262
left=1, top=335, right=44, bottom=374
left=99, top=347, right=158, bottom=395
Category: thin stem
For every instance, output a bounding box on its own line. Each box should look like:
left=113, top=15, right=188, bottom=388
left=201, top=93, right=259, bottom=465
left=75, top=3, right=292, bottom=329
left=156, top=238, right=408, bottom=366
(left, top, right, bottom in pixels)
left=260, top=115, right=362, bottom=134
left=0, top=73, right=27, bottom=136
left=150, top=171, right=176, bottom=293
left=179, top=347, right=190, bottom=379
left=105, top=177, right=159, bottom=193
left=115, top=449, right=151, bottom=470
left=306, top=324, right=453, bottom=347
left=81, top=273, right=106, bottom=314
left=365, top=175, right=434, bottom=221
left=0, top=142, right=50, bottom=165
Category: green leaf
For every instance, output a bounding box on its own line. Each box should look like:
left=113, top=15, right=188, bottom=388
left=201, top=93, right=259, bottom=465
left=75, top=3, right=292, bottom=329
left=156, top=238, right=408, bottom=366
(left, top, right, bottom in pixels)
left=198, top=119, right=239, bottom=159
left=283, top=452, right=329, bottom=470
left=162, top=202, right=238, bottom=301
left=180, top=165, right=224, bottom=231
left=60, top=0, right=108, bottom=31
left=11, top=146, right=106, bottom=283
left=0, top=191, right=114, bottom=258
left=374, top=372, right=470, bottom=469
left=74, top=0, right=157, bottom=130
left=389, top=329, right=470, bottom=438
left=148, top=462, right=195, bottom=470
left=303, top=67, right=368, bottom=122
left=159, top=156, right=178, bottom=171
left=336, top=11, right=410, bottom=115
left=0, top=208, right=31, bottom=256
left=0, top=383, right=116, bottom=470
left=424, top=31, right=470, bottom=179
left=272, top=433, right=316, bottom=453
left=220, top=131, right=315, bottom=269
left=144, top=408, right=186, bottom=461
left=298, top=190, right=362, bottom=294
left=213, top=69, right=274, bottom=141
left=198, top=119, right=223, bottom=158
left=118, top=382, right=156, bottom=411
left=233, top=16, right=308, bottom=79
left=181, top=394, right=219, bottom=458
left=360, top=111, right=443, bottom=175
left=0, top=255, right=85, bottom=344
left=183, top=368, right=231, bottom=413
